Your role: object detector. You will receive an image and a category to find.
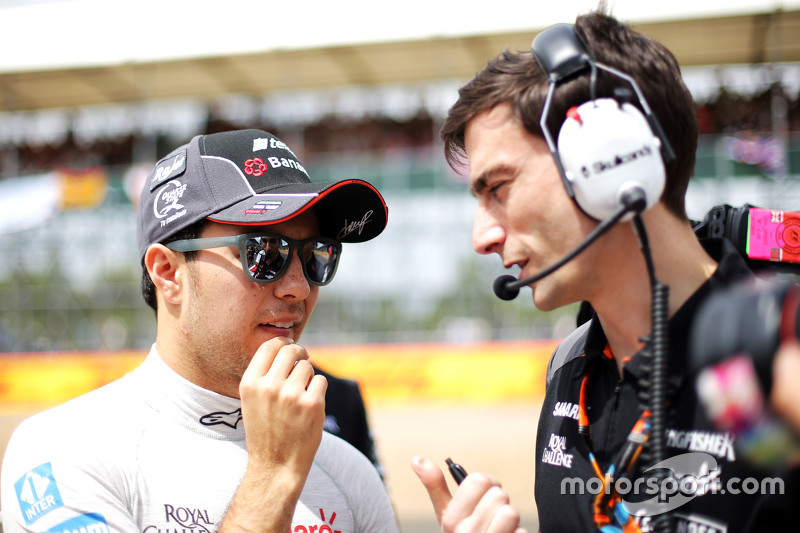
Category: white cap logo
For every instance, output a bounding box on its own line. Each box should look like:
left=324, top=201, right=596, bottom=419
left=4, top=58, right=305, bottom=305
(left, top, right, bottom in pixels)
left=153, top=180, right=187, bottom=219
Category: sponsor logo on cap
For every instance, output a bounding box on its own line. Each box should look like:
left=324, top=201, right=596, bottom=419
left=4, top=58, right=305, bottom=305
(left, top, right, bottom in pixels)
left=253, top=138, right=270, bottom=151
left=244, top=158, right=268, bottom=177
left=253, top=137, right=297, bottom=157
left=245, top=200, right=282, bottom=214
left=153, top=180, right=187, bottom=219
left=150, top=150, right=187, bottom=190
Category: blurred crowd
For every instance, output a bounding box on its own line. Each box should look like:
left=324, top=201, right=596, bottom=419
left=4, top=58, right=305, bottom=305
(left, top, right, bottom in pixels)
left=1, top=83, right=799, bottom=180
left=695, top=85, right=799, bottom=134
left=0, top=109, right=436, bottom=179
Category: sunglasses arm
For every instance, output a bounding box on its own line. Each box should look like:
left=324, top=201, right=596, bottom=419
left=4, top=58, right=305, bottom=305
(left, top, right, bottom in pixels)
left=165, top=236, right=241, bottom=253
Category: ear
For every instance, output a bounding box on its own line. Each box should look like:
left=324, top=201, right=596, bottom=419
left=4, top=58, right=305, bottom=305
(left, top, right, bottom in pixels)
left=145, top=244, right=185, bottom=306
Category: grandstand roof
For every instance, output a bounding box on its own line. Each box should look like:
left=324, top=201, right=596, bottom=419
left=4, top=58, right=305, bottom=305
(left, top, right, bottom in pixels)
left=1, top=0, right=800, bottom=112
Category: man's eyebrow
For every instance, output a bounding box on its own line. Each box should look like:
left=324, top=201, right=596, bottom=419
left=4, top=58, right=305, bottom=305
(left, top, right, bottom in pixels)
left=469, top=175, right=487, bottom=198
left=469, top=165, right=515, bottom=198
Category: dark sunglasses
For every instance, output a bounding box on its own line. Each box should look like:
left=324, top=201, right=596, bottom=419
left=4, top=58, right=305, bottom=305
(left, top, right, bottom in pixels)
left=166, top=232, right=342, bottom=286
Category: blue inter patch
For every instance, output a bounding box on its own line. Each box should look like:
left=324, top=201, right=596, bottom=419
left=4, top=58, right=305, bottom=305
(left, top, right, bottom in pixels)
left=45, top=513, right=109, bottom=533
left=14, top=462, right=64, bottom=525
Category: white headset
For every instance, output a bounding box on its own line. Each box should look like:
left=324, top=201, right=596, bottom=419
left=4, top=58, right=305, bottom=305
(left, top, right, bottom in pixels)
left=532, top=23, right=675, bottom=221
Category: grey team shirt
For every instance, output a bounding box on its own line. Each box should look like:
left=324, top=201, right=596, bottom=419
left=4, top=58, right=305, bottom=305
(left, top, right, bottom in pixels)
left=1, top=347, right=398, bottom=533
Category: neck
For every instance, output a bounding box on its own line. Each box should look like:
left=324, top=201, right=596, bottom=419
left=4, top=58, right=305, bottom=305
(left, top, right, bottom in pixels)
left=154, top=306, right=243, bottom=399
left=589, top=205, right=718, bottom=374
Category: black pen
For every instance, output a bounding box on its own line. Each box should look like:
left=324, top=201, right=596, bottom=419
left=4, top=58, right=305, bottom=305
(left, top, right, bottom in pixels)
left=446, top=457, right=468, bottom=485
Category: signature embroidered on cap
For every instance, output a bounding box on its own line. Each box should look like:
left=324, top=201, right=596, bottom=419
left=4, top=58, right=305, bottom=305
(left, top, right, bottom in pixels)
left=337, top=210, right=374, bottom=240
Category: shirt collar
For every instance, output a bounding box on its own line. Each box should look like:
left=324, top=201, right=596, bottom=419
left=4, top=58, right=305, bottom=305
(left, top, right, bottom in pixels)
left=137, top=345, right=245, bottom=440
left=584, top=237, right=753, bottom=389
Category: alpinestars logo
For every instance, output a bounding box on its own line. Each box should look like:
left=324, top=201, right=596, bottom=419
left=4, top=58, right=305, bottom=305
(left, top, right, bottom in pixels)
left=199, top=409, right=242, bottom=429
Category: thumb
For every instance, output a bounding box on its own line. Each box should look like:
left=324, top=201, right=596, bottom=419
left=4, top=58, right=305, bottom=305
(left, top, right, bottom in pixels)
left=411, top=455, right=452, bottom=524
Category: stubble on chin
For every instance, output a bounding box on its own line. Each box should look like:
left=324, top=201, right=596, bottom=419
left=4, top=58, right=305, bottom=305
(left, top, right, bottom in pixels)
left=184, top=339, right=253, bottom=397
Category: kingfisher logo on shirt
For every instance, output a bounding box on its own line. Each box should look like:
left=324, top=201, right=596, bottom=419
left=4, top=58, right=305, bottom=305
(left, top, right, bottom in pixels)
left=14, top=462, right=64, bottom=524
left=666, top=428, right=736, bottom=461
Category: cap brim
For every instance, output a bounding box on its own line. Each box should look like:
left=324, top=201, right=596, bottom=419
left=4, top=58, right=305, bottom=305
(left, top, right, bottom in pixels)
left=207, top=179, right=388, bottom=243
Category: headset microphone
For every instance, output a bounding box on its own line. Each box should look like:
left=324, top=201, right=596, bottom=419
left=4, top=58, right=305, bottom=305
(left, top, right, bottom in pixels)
left=493, top=275, right=525, bottom=301
left=493, top=187, right=647, bottom=300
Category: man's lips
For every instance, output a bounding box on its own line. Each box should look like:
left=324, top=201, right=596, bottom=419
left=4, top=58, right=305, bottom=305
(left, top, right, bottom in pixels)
left=264, top=321, right=296, bottom=329
left=258, top=318, right=302, bottom=336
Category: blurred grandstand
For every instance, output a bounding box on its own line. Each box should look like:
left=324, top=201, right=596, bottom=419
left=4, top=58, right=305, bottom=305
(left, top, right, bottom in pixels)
left=2, top=4, right=800, bottom=352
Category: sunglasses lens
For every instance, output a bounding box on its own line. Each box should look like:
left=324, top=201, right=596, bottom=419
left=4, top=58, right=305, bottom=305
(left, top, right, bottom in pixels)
left=303, top=240, right=340, bottom=285
left=245, top=236, right=289, bottom=281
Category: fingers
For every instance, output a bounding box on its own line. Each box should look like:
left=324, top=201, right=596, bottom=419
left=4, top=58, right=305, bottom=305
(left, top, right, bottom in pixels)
left=442, top=474, right=516, bottom=532
left=306, top=373, right=328, bottom=398
left=469, top=483, right=522, bottom=533
left=244, top=337, right=308, bottom=377
left=243, top=337, right=302, bottom=380
left=771, top=340, right=800, bottom=433
left=412, top=456, right=526, bottom=533
left=241, top=337, right=314, bottom=393
left=410, top=455, right=452, bottom=523
left=239, top=338, right=327, bottom=474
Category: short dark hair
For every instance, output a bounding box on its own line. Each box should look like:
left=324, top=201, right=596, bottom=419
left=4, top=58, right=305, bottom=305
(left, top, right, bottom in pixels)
left=140, top=220, right=207, bottom=315
left=440, top=10, right=697, bottom=220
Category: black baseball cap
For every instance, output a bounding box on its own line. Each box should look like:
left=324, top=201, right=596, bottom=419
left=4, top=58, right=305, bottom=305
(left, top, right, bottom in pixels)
left=137, top=129, right=388, bottom=261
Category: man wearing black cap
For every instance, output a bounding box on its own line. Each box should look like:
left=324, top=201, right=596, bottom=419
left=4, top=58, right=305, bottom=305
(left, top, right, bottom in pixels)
left=1, top=129, right=397, bottom=533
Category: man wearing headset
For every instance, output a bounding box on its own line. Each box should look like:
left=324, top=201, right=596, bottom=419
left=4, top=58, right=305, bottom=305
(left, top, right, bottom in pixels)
left=1, top=129, right=398, bottom=533
left=412, top=8, right=795, bottom=533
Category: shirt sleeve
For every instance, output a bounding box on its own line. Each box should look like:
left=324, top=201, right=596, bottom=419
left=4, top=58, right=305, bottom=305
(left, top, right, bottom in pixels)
left=1, top=411, right=140, bottom=533
left=314, top=433, right=398, bottom=533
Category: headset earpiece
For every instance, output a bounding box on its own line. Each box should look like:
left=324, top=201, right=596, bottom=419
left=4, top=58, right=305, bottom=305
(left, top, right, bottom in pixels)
left=557, top=97, right=666, bottom=221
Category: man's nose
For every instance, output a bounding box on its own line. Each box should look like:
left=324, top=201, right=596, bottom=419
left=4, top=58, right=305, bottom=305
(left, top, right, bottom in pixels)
left=274, top=251, right=311, bottom=300
left=472, top=207, right=506, bottom=256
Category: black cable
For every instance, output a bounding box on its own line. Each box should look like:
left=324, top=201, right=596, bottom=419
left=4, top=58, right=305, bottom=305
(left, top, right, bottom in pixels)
left=631, top=213, right=673, bottom=533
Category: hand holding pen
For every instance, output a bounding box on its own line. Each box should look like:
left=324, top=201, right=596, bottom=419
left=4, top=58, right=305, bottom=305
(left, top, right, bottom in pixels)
left=446, top=457, right=468, bottom=484
left=410, top=455, right=528, bottom=532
